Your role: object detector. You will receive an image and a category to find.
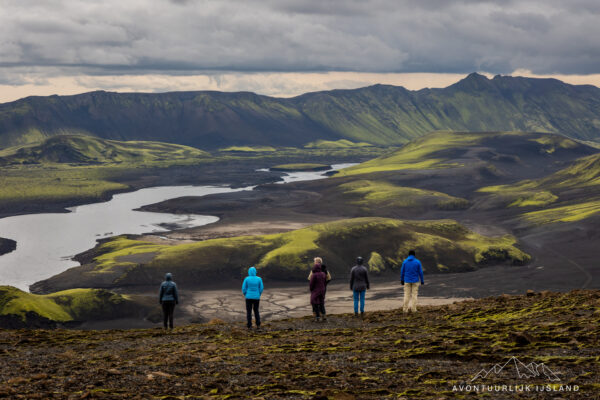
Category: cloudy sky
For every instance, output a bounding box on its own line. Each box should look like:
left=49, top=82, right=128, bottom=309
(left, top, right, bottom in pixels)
left=1, top=0, right=599, bottom=102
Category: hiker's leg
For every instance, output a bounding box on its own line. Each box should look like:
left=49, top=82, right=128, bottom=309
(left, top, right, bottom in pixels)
left=245, top=299, right=253, bottom=328
left=168, top=302, right=175, bottom=328
left=359, top=290, right=365, bottom=313
left=353, top=291, right=359, bottom=314
left=312, top=303, right=320, bottom=320
left=253, top=300, right=261, bottom=327
left=319, top=302, right=326, bottom=320
left=403, top=284, right=411, bottom=313
left=162, top=302, right=169, bottom=328
left=411, top=282, right=420, bottom=312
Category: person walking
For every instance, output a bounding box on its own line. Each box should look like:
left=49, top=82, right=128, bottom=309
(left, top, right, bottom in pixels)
left=309, top=262, right=327, bottom=322
left=159, top=272, right=179, bottom=330
left=349, top=256, right=370, bottom=317
left=308, top=257, right=331, bottom=314
left=242, top=266, right=264, bottom=330
left=400, top=250, right=425, bottom=313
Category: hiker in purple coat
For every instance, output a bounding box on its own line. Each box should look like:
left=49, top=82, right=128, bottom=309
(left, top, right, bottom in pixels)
left=309, top=263, right=327, bottom=322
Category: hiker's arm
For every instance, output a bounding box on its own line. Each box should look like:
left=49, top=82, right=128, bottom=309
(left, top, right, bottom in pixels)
left=349, top=270, right=354, bottom=290
left=365, top=270, right=370, bottom=290
left=307, top=271, right=312, bottom=281
left=419, top=262, right=424, bottom=284
left=400, top=262, right=405, bottom=284
left=159, top=285, right=164, bottom=304
left=259, top=278, right=264, bottom=295
left=242, top=278, right=247, bottom=295
left=173, top=284, right=179, bottom=304
left=326, top=271, right=331, bottom=281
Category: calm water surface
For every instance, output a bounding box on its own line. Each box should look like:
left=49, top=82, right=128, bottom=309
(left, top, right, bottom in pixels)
left=0, top=164, right=355, bottom=290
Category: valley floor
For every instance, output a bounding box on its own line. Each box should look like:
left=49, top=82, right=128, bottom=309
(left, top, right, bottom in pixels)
left=0, top=290, right=597, bottom=399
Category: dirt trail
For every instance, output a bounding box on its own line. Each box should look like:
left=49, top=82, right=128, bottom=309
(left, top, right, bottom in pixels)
left=183, top=281, right=470, bottom=323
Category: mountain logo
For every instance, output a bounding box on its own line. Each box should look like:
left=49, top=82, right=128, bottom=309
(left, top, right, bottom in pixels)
left=470, top=357, right=561, bottom=382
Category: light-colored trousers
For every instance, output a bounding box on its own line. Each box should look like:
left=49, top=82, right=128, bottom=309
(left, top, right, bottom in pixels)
left=403, top=282, right=420, bottom=312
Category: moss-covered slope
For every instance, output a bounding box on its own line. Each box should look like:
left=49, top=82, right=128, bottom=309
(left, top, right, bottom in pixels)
left=0, top=286, right=143, bottom=327
left=0, top=290, right=597, bottom=398
left=479, top=153, right=600, bottom=223
left=0, top=135, right=211, bottom=166
left=32, top=218, right=529, bottom=292
left=337, top=131, right=593, bottom=177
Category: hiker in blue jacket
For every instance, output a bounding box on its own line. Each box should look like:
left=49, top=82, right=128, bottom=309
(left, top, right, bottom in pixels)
left=242, top=266, right=264, bottom=330
left=400, top=250, right=424, bottom=313
left=159, top=272, right=179, bottom=329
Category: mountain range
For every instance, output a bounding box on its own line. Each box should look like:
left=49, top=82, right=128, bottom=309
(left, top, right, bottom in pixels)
left=1, top=73, right=599, bottom=149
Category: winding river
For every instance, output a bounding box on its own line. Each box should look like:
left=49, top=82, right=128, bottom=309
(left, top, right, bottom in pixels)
left=0, top=164, right=355, bottom=291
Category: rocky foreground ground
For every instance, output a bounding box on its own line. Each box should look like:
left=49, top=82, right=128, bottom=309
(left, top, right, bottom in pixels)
left=0, top=290, right=598, bottom=399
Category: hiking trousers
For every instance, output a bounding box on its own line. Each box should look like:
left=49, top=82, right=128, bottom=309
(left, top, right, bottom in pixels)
left=403, top=282, right=420, bottom=312
left=353, top=290, right=365, bottom=313
left=162, top=301, right=176, bottom=328
left=246, top=299, right=261, bottom=328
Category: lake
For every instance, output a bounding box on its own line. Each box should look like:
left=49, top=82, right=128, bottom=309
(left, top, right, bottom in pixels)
left=0, top=164, right=355, bottom=291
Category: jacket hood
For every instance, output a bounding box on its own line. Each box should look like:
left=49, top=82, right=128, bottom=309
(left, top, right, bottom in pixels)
left=248, top=267, right=257, bottom=276
left=165, top=273, right=172, bottom=281
left=312, top=264, right=322, bottom=273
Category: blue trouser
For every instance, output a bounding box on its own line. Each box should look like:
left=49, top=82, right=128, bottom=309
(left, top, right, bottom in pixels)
left=353, top=290, right=365, bottom=313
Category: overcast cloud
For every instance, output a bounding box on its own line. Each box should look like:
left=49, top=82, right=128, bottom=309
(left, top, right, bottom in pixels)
left=0, top=0, right=598, bottom=101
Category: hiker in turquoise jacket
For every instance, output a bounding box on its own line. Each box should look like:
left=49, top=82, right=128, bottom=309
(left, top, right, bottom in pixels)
left=242, top=267, right=264, bottom=329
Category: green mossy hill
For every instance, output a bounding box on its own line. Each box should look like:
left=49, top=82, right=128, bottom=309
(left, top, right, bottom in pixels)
left=220, top=145, right=277, bottom=152
left=304, top=139, right=373, bottom=149
left=337, top=131, right=594, bottom=177
left=42, top=218, right=529, bottom=290
left=2, top=73, right=600, bottom=149
left=335, top=180, right=470, bottom=211
left=0, top=286, right=141, bottom=327
left=0, top=135, right=211, bottom=166
left=0, top=290, right=597, bottom=398
left=479, top=153, right=600, bottom=222
left=270, top=163, right=331, bottom=171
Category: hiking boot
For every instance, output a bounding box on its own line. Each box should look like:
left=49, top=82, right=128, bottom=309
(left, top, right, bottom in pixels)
left=321, top=314, right=327, bottom=322
left=354, top=312, right=358, bottom=317
left=360, top=312, right=365, bottom=319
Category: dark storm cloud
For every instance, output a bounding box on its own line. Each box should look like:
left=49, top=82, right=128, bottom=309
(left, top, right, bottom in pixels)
left=0, top=0, right=598, bottom=78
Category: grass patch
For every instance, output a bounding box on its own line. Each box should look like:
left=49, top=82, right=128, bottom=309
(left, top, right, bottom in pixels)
left=336, top=131, right=484, bottom=176
left=337, top=180, right=470, bottom=210
left=522, top=200, right=600, bottom=224
left=304, top=139, right=373, bottom=149
left=220, top=146, right=277, bottom=152
left=0, top=166, right=129, bottom=204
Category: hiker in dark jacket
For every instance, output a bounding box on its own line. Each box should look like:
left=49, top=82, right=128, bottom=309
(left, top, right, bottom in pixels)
left=309, top=263, right=327, bottom=322
left=159, top=273, right=179, bottom=329
left=350, top=256, right=370, bottom=317
left=242, top=266, right=264, bottom=330
left=400, top=250, right=425, bottom=313
left=307, top=257, right=331, bottom=313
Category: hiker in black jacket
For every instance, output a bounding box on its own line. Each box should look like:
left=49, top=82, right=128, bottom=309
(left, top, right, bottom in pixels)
left=159, top=273, right=179, bottom=329
left=349, top=257, right=370, bottom=317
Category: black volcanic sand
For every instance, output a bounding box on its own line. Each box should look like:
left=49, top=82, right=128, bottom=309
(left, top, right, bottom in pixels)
left=0, top=290, right=597, bottom=399
left=0, top=238, right=16, bottom=256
